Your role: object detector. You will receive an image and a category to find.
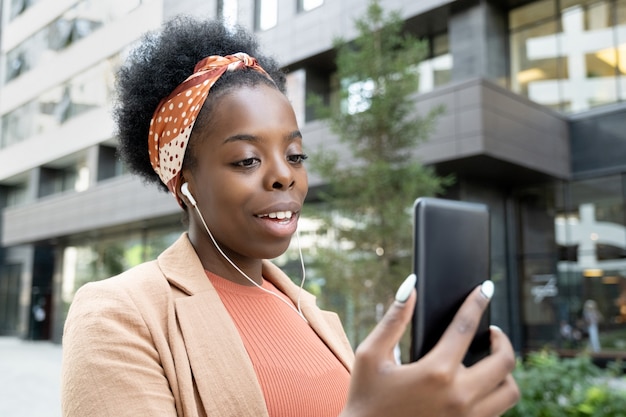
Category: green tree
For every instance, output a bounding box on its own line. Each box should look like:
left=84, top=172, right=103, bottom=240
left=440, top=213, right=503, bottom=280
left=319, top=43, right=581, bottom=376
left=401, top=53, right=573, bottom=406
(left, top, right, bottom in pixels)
left=307, top=0, right=453, bottom=347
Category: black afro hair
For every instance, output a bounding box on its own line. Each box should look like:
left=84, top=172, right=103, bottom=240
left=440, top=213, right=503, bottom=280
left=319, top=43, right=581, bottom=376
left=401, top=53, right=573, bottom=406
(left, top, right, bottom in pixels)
left=113, top=15, right=286, bottom=192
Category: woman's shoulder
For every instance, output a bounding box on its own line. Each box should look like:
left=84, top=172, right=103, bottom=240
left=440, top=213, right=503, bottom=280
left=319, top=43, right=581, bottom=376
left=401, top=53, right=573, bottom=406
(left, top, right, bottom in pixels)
left=81, top=260, right=166, bottom=293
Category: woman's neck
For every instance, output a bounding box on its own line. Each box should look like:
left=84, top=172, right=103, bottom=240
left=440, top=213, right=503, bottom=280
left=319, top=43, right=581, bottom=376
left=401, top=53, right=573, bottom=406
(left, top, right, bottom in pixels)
left=188, top=229, right=264, bottom=286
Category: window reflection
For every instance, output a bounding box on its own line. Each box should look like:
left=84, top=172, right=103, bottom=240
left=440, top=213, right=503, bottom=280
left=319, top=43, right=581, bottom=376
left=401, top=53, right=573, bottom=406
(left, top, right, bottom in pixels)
left=3, top=0, right=143, bottom=85
left=555, top=176, right=626, bottom=353
left=299, top=0, right=323, bottom=12
left=510, top=0, right=556, bottom=30
left=1, top=55, right=119, bottom=148
left=517, top=176, right=626, bottom=353
left=417, top=33, right=452, bottom=93
left=60, top=226, right=183, bottom=313
left=618, top=0, right=626, bottom=100
left=4, top=183, right=28, bottom=207
left=510, top=0, right=626, bottom=112
left=255, top=0, right=278, bottom=31
left=38, top=166, right=80, bottom=198
left=217, top=0, right=238, bottom=27
left=9, top=0, right=40, bottom=20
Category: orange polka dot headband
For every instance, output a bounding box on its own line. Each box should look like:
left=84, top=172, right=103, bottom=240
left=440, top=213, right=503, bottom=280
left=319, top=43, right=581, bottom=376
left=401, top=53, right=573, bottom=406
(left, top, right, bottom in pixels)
left=148, top=52, right=273, bottom=205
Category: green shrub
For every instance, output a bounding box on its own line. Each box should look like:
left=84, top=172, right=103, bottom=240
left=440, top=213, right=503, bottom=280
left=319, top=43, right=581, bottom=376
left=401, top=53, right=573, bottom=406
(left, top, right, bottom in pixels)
left=504, top=350, right=626, bottom=417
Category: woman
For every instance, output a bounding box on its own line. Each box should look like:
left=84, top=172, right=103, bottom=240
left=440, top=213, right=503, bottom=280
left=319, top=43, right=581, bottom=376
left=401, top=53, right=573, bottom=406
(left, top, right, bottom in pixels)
left=61, top=16, right=519, bottom=417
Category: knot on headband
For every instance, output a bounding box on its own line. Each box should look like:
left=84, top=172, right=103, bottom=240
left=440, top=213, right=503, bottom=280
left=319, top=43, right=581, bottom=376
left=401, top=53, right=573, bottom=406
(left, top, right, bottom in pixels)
left=148, top=52, right=272, bottom=205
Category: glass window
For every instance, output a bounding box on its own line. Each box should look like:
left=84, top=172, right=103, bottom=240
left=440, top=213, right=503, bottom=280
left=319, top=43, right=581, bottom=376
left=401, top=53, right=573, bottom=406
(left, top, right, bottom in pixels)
left=513, top=178, right=625, bottom=353
left=510, top=0, right=625, bottom=113
left=1, top=101, right=38, bottom=148
left=285, top=69, right=306, bottom=126
left=510, top=0, right=556, bottom=30
left=3, top=26, right=49, bottom=84
left=61, top=226, right=183, bottom=312
left=584, top=1, right=612, bottom=30
left=61, top=232, right=144, bottom=310
left=4, top=183, right=28, bottom=207
left=1, top=54, right=119, bottom=149
left=0, top=264, right=22, bottom=334
left=144, top=227, right=185, bottom=261
left=433, top=33, right=449, bottom=56
left=255, top=0, right=278, bottom=31
left=217, top=0, right=238, bottom=27
left=107, top=0, right=143, bottom=20
left=561, top=0, right=609, bottom=12
left=556, top=175, right=626, bottom=353
left=510, top=21, right=565, bottom=110
left=55, top=4, right=104, bottom=47
left=617, top=0, right=626, bottom=100
left=4, top=0, right=141, bottom=85
left=417, top=33, right=452, bottom=93
left=9, top=0, right=40, bottom=20
left=562, top=3, right=618, bottom=110
left=4, top=49, right=28, bottom=82
left=38, top=165, right=79, bottom=198
left=97, top=145, right=125, bottom=181
left=298, top=0, right=323, bottom=12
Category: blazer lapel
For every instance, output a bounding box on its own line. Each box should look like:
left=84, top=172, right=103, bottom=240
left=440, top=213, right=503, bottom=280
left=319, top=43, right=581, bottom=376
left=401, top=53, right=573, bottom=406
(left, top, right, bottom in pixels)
left=159, top=234, right=269, bottom=417
left=175, top=293, right=269, bottom=417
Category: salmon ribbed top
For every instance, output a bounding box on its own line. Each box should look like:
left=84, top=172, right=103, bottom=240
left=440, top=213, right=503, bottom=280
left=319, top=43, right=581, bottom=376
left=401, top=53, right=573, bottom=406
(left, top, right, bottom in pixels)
left=206, top=271, right=350, bottom=417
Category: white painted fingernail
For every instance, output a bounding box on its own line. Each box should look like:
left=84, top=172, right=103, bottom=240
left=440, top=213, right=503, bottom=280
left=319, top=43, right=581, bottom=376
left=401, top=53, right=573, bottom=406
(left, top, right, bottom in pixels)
left=395, top=274, right=416, bottom=303
left=480, top=280, right=494, bottom=300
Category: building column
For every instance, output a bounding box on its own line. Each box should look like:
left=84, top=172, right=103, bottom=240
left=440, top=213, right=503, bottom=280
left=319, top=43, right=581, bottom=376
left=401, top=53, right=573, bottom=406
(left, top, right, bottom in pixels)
left=449, top=0, right=509, bottom=86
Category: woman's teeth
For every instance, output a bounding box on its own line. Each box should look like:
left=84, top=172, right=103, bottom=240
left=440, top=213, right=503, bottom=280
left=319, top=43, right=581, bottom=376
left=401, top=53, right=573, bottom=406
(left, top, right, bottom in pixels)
left=258, top=211, right=293, bottom=220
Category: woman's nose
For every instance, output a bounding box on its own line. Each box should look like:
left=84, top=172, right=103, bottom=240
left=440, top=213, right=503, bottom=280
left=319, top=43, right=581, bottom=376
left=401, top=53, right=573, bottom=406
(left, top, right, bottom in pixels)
left=266, top=157, right=295, bottom=190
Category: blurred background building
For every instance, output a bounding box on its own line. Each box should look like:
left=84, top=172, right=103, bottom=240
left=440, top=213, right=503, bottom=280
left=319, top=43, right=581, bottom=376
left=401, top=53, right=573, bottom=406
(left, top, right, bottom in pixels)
left=0, top=0, right=624, bottom=356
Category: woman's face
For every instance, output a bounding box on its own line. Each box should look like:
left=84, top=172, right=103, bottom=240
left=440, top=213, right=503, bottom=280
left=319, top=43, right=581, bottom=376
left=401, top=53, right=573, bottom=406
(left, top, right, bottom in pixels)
left=183, top=83, right=308, bottom=263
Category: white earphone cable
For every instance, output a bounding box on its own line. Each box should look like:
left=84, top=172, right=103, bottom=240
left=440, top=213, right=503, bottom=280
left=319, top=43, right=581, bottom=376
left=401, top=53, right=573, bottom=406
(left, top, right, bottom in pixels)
left=193, top=204, right=308, bottom=322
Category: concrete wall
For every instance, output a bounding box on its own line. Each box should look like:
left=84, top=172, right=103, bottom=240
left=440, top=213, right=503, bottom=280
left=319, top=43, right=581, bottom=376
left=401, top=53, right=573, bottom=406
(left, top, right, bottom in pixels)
left=1, top=175, right=180, bottom=246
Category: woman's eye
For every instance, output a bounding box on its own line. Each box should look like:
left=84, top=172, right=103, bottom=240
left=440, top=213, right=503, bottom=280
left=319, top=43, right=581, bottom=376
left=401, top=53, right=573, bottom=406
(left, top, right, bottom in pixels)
left=288, top=153, right=308, bottom=164
left=234, top=158, right=259, bottom=168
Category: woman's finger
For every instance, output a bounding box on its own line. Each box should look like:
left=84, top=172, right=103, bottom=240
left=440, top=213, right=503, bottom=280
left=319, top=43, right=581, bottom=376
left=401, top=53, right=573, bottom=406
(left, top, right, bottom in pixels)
left=464, top=326, right=517, bottom=402
left=428, top=281, right=493, bottom=367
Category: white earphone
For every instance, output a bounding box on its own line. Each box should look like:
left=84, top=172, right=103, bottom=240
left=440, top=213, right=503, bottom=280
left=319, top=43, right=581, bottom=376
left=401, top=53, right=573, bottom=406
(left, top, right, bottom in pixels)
left=181, top=182, right=197, bottom=207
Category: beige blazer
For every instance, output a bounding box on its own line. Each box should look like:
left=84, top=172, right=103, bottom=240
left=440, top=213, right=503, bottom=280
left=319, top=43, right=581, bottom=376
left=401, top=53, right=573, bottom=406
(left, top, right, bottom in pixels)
left=61, top=233, right=354, bottom=417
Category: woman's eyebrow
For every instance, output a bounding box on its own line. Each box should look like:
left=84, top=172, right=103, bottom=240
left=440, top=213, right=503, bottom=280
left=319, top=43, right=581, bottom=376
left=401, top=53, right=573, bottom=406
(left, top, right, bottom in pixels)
left=223, top=133, right=257, bottom=144
left=287, top=130, right=302, bottom=141
left=222, top=130, right=302, bottom=144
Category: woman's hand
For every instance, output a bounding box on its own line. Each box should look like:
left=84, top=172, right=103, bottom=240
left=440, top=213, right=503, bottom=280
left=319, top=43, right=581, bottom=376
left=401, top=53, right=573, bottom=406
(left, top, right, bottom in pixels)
left=340, top=275, right=520, bottom=417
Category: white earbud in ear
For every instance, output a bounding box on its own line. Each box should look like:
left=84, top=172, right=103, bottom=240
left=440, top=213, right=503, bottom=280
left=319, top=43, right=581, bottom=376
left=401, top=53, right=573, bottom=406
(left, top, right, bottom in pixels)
left=181, top=182, right=197, bottom=207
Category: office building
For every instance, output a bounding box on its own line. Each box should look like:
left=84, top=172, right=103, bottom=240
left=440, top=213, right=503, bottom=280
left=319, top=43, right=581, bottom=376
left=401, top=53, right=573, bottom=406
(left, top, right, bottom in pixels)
left=0, top=0, right=624, bottom=355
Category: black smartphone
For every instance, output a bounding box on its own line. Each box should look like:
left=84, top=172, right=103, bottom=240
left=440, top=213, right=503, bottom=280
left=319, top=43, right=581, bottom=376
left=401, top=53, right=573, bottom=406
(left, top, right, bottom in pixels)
left=410, top=197, right=491, bottom=366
